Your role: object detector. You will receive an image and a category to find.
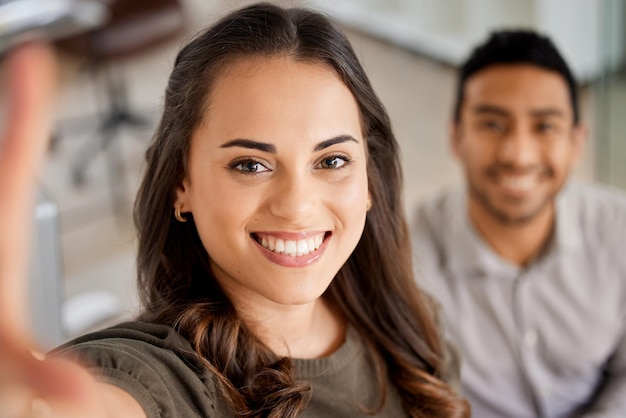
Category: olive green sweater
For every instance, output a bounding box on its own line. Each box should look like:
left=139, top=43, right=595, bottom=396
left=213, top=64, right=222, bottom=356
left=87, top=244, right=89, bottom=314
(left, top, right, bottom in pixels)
left=57, top=321, right=453, bottom=417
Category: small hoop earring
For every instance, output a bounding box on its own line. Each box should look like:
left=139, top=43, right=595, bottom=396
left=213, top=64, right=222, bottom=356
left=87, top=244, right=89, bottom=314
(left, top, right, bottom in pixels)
left=174, top=205, right=187, bottom=223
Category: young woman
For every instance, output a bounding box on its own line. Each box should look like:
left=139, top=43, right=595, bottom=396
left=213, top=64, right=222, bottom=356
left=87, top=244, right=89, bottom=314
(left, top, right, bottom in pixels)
left=0, top=3, right=469, bottom=417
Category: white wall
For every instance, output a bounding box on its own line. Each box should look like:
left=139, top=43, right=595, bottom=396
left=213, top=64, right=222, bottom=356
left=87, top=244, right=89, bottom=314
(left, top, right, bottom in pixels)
left=307, top=0, right=624, bottom=82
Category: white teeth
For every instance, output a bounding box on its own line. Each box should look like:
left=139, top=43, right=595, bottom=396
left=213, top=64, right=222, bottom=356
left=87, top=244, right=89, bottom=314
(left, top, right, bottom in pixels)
left=285, top=240, right=297, bottom=255
left=296, top=240, right=308, bottom=256
left=257, top=233, right=325, bottom=257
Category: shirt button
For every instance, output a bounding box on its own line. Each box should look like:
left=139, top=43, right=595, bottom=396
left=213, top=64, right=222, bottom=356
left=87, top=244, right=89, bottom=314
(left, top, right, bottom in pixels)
left=524, top=329, right=538, bottom=348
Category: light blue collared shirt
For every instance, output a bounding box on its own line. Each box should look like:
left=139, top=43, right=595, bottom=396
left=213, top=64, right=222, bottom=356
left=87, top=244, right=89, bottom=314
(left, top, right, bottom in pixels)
left=412, top=182, right=626, bottom=418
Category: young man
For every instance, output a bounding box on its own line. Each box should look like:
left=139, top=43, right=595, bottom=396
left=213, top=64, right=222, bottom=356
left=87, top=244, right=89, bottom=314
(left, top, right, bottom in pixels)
left=413, top=30, right=626, bottom=418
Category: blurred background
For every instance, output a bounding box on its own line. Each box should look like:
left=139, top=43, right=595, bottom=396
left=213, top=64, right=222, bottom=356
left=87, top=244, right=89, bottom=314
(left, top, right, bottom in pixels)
left=5, top=0, right=624, bottom=348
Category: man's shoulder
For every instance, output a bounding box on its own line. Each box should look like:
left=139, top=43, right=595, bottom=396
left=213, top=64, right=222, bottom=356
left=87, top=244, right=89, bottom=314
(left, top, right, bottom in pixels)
left=411, top=188, right=466, bottom=277
left=565, top=181, right=626, bottom=202
left=562, top=181, right=626, bottom=223
left=560, top=182, right=626, bottom=251
left=414, top=188, right=464, bottom=233
left=415, top=187, right=463, bottom=218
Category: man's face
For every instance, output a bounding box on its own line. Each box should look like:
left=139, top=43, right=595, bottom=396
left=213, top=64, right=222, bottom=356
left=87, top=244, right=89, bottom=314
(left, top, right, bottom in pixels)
left=453, top=64, right=585, bottom=225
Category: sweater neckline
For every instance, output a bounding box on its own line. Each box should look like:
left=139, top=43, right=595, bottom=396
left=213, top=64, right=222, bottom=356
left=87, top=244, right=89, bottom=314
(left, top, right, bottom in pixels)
left=291, top=326, right=362, bottom=379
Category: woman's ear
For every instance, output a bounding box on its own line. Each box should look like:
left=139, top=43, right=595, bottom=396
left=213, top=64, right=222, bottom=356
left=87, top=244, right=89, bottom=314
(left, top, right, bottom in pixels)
left=174, top=177, right=191, bottom=212
left=173, top=178, right=191, bottom=223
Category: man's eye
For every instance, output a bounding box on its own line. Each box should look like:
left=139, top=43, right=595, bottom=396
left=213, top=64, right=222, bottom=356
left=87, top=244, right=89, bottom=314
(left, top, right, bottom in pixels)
left=481, top=120, right=505, bottom=133
left=536, top=122, right=556, bottom=133
left=231, top=159, right=269, bottom=173
left=318, top=155, right=350, bottom=169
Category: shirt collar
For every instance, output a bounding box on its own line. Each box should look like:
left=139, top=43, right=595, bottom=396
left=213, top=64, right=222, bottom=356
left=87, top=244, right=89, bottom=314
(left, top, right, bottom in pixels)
left=447, top=182, right=582, bottom=278
left=446, top=191, right=520, bottom=279
left=553, top=181, right=584, bottom=253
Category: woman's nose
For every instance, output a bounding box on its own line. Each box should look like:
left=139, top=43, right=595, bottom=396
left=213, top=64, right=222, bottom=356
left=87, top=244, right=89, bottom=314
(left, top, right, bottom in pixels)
left=267, top=172, right=318, bottom=223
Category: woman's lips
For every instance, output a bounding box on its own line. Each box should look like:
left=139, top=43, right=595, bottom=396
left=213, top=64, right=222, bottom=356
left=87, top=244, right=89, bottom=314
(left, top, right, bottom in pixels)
left=251, top=231, right=330, bottom=267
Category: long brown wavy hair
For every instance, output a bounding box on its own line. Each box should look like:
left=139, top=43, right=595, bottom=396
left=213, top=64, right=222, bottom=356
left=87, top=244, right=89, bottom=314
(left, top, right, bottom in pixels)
left=134, top=3, right=469, bottom=417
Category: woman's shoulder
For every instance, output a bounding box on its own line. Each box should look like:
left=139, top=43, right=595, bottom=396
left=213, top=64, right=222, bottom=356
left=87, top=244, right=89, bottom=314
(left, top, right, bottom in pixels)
left=54, top=321, right=206, bottom=377
left=54, top=321, right=229, bottom=418
left=57, top=321, right=193, bottom=352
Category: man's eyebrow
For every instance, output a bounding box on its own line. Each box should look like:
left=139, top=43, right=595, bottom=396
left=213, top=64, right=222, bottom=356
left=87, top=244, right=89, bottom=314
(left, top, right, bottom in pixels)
left=473, top=104, right=510, bottom=117
left=313, top=135, right=359, bottom=152
left=219, top=139, right=277, bottom=154
left=531, top=109, right=565, bottom=118
left=474, top=105, right=566, bottom=119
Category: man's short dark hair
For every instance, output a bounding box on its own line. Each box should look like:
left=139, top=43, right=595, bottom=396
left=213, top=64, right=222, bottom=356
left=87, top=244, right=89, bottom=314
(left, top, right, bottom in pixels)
left=453, top=30, right=580, bottom=124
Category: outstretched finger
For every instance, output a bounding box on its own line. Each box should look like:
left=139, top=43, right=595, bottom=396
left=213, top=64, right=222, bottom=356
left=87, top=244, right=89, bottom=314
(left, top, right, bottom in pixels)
left=0, top=344, right=107, bottom=416
left=0, top=42, right=57, bottom=337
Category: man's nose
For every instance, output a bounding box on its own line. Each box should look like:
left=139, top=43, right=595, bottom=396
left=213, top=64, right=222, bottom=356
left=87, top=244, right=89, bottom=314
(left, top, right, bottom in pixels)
left=496, top=127, right=540, bottom=168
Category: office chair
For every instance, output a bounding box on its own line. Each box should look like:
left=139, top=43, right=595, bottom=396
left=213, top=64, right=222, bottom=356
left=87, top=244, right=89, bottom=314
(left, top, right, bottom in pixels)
left=56, top=0, right=186, bottom=210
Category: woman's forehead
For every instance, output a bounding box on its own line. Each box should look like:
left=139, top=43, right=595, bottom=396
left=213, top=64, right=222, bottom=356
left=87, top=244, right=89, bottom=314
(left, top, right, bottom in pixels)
left=193, top=56, right=363, bottom=145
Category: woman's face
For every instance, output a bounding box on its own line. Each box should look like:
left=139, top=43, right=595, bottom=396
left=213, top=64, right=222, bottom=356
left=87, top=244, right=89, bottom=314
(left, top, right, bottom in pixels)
left=175, top=56, right=369, bottom=312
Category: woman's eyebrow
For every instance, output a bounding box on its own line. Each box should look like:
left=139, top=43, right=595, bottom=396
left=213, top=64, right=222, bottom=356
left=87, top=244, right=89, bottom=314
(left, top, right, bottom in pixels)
left=313, top=135, right=359, bottom=152
left=219, top=135, right=358, bottom=153
left=219, top=139, right=277, bottom=153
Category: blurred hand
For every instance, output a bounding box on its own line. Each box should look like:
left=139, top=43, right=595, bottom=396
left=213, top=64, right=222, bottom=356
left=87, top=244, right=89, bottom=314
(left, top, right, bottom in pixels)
left=0, top=42, right=110, bottom=418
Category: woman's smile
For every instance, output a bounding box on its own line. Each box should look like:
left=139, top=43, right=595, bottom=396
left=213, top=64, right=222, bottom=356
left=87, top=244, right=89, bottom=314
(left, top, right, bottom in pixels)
left=251, top=231, right=331, bottom=267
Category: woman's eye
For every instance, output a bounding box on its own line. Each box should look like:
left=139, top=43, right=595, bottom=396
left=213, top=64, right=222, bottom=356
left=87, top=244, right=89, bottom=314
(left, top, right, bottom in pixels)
left=231, top=159, right=269, bottom=173
left=318, top=155, right=350, bottom=169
